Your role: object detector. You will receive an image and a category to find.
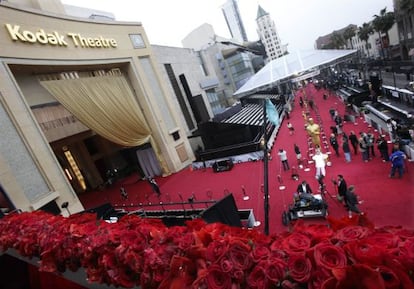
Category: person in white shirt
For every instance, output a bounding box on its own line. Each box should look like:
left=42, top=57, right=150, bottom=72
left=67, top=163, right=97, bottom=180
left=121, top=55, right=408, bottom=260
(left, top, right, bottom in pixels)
left=277, top=148, right=290, bottom=171
left=312, top=149, right=328, bottom=179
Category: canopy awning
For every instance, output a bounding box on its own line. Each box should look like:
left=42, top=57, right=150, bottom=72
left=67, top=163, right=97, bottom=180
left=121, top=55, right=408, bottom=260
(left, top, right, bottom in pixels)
left=234, top=49, right=357, bottom=97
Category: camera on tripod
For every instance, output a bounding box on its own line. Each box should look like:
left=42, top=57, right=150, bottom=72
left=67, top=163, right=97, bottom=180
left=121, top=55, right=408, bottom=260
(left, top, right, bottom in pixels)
left=317, top=175, right=326, bottom=191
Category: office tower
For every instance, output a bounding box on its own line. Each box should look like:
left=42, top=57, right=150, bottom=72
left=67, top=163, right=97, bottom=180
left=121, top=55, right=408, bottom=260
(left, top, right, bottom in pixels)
left=222, top=0, right=248, bottom=43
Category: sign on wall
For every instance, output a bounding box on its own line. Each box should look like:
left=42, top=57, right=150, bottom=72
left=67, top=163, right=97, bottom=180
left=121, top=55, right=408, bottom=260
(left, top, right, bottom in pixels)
left=5, top=24, right=117, bottom=48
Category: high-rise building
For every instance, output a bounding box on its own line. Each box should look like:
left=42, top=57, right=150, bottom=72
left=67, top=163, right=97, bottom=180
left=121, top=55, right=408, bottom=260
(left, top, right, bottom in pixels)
left=256, top=5, right=287, bottom=61
left=221, top=0, right=248, bottom=43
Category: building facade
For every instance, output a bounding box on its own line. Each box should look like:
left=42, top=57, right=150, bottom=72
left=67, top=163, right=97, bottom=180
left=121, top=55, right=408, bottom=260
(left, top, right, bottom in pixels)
left=0, top=1, right=194, bottom=215
left=221, top=0, right=248, bottom=43
left=255, top=5, right=287, bottom=61
left=351, top=23, right=399, bottom=59
left=394, top=0, right=414, bottom=59
left=182, top=23, right=257, bottom=114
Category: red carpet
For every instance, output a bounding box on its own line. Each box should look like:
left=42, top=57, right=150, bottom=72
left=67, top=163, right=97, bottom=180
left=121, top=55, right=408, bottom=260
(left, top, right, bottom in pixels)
left=79, top=84, right=414, bottom=235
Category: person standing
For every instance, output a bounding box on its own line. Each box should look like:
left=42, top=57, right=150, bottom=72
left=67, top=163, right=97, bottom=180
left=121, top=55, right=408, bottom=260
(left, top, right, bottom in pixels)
left=148, top=177, right=161, bottom=196
left=349, top=131, right=359, bottom=155
left=366, top=130, right=376, bottom=158
left=334, top=114, right=343, bottom=135
left=377, top=135, right=389, bottom=162
left=284, top=103, right=291, bottom=119
left=389, top=146, right=406, bottom=178
left=358, top=132, right=369, bottom=162
left=294, top=144, right=302, bottom=167
left=297, top=180, right=313, bottom=194
left=342, top=135, right=351, bottom=163
left=344, top=185, right=364, bottom=218
left=334, top=175, right=347, bottom=202
left=312, top=149, right=328, bottom=179
left=287, top=122, right=295, bottom=135
left=120, top=187, right=128, bottom=200
left=329, top=133, right=340, bottom=156
left=278, top=148, right=290, bottom=171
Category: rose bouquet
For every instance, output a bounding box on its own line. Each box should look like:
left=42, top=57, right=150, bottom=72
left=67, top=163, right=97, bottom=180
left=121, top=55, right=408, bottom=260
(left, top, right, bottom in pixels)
left=0, top=211, right=413, bottom=289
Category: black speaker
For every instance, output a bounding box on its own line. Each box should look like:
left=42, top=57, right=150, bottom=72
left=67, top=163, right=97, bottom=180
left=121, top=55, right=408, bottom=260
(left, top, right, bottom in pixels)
left=83, top=203, right=115, bottom=219
left=201, top=194, right=242, bottom=227
left=39, top=200, right=61, bottom=215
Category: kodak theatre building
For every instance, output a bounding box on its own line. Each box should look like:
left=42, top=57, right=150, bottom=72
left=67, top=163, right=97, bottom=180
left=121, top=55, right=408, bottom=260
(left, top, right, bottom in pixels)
left=0, top=2, right=194, bottom=215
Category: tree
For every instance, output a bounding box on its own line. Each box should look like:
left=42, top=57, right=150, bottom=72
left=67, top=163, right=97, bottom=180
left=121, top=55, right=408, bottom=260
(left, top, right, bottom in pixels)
left=343, top=26, right=356, bottom=49
left=400, top=0, right=414, bottom=14
left=358, top=22, right=374, bottom=58
left=372, top=7, right=395, bottom=59
left=328, top=32, right=346, bottom=49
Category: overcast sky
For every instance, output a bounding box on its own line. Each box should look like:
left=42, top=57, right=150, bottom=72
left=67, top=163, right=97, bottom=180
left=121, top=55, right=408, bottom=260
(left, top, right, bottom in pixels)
left=61, top=0, right=394, bottom=50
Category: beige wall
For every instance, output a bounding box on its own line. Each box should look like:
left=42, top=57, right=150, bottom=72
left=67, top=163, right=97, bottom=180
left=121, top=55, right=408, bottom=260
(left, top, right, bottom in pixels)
left=0, top=5, right=194, bottom=214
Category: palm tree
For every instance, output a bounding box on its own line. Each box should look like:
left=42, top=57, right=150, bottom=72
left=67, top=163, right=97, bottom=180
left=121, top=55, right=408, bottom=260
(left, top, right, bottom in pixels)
left=372, top=7, right=395, bottom=59
left=400, top=0, right=414, bottom=13
left=358, top=22, right=374, bottom=58
left=343, top=26, right=356, bottom=49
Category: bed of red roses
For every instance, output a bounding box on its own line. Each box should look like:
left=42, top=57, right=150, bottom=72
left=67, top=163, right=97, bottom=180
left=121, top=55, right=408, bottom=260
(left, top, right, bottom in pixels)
left=0, top=211, right=413, bottom=289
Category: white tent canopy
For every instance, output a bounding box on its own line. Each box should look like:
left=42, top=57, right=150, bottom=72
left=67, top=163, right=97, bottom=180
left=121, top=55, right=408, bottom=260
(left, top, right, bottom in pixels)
left=234, top=49, right=357, bottom=97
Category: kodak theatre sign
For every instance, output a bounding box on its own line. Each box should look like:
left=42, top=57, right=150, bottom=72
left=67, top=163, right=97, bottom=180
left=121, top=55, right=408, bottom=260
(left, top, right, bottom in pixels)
left=5, top=24, right=117, bottom=48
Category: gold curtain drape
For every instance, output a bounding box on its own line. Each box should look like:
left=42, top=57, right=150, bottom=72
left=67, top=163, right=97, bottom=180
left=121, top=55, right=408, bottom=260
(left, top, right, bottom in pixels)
left=40, top=75, right=169, bottom=175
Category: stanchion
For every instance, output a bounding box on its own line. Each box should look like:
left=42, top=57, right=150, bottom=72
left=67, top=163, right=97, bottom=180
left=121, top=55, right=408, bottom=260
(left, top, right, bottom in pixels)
left=145, top=193, right=151, bottom=205
left=178, top=193, right=187, bottom=215
left=303, top=158, right=311, bottom=172
left=241, top=185, right=250, bottom=201
left=291, top=166, right=299, bottom=181
left=278, top=175, right=286, bottom=190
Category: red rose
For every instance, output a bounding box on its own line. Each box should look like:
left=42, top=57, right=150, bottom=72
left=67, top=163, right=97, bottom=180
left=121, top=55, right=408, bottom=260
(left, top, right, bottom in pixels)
left=312, top=242, right=347, bottom=270
left=293, top=222, right=334, bottom=243
left=192, top=268, right=208, bottom=289
left=264, top=257, right=287, bottom=283
left=377, top=265, right=405, bottom=289
left=281, top=279, right=301, bottom=289
left=232, top=269, right=245, bottom=283
left=219, top=258, right=233, bottom=273
left=206, top=265, right=232, bottom=289
left=383, top=260, right=414, bottom=289
left=365, top=231, right=400, bottom=249
left=343, top=240, right=384, bottom=266
left=388, top=228, right=414, bottom=240
left=333, top=226, right=371, bottom=243
left=281, top=232, right=312, bottom=254
left=307, top=268, right=332, bottom=289
left=251, top=245, right=270, bottom=262
left=288, top=254, right=312, bottom=283
left=247, top=264, right=268, bottom=289
left=328, top=264, right=386, bottom=289
left=227, top=239, right=252, bottom=271
left=398, top=238, right=414, bottom=271
left=206, top=240, right=228, bottom=263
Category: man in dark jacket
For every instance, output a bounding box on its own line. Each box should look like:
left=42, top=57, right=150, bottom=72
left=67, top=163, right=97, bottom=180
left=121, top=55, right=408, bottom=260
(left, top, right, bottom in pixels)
left=297, top=180, right=313, bottom=195
left=344, top=185, right=363, bottom=218
left=334, top=175, right=347, bottom=203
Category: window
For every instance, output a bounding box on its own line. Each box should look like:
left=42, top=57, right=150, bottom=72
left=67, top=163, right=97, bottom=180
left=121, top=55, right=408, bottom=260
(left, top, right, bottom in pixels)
left=129, top=34, right=146, bottom=49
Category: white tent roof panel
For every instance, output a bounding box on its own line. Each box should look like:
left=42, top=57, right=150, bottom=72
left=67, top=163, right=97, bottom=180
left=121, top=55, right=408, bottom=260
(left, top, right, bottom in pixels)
left=234, top=49, right=357, bottom=97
